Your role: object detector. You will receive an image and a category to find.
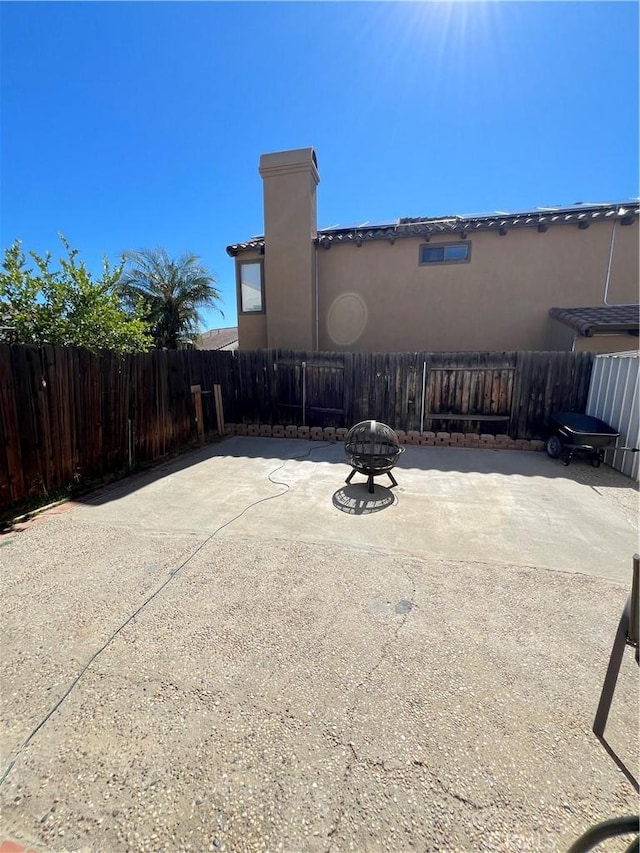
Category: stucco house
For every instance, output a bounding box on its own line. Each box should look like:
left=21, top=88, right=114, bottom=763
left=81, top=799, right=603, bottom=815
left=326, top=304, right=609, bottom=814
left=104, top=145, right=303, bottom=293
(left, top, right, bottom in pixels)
left=226, top=147, right=639, bottom=354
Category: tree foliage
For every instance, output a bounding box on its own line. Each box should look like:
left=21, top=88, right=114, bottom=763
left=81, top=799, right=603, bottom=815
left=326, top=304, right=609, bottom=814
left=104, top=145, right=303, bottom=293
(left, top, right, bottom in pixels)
left=118, top=248, right=222, bottom=350
left=0, top=236, right=151, bottom=353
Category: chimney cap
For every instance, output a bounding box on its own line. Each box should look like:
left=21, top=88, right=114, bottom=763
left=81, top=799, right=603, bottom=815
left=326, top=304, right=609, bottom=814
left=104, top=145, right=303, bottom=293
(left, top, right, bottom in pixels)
left=259, top=147, right=319, bottom=183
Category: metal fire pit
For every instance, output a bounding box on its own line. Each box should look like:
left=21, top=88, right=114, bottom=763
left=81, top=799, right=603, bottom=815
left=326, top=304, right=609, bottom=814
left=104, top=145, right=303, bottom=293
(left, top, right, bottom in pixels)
left=344, top=420, right=404, bottom=494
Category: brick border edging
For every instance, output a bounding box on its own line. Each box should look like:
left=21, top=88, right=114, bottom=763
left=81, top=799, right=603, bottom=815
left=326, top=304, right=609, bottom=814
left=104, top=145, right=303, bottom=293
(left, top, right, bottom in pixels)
left=224, top=424, right=545, bottom=452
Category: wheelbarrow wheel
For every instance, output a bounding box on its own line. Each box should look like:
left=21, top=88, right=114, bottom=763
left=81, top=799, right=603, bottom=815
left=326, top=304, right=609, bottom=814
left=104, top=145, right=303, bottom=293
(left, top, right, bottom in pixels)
left=546, top=435, right=563, bottom=459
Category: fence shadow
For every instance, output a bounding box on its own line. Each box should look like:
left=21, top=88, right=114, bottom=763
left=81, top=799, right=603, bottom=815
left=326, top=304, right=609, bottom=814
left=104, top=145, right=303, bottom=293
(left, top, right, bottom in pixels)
left=3, top=435, right=636, bottom=527
left=63, top=436, right=640, bottom=505
left=75, top=442, right=229, bottom=507
left=221, top=437, right=638, bottom=489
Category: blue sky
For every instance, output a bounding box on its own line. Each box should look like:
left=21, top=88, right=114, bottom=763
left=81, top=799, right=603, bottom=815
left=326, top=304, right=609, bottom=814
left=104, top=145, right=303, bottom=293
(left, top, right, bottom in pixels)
left=1, top=1, right=638, bottom=332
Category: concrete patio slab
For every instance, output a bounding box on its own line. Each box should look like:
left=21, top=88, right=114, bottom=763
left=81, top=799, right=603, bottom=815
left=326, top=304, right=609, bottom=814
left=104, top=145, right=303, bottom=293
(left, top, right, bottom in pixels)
left=70, top=437, right=638, bottom=582
left=1, top=438, right=638, bottom=852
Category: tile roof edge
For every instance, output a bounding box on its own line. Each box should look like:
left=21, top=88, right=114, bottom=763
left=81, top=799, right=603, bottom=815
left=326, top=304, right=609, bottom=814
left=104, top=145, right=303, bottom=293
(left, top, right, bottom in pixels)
left=549, top=306, right=640, bottom=336
left=227, top=202, right=639, bottom=254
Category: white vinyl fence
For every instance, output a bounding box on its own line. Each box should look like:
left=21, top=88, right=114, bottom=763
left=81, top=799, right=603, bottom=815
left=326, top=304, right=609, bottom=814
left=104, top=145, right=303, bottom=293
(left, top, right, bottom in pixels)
left=586, top=350, right=639, bottom=480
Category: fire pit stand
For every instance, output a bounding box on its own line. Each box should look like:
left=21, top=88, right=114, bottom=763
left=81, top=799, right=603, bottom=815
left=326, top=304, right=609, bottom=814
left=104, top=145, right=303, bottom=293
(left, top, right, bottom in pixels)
left=344, top=420, right=404, bottom=494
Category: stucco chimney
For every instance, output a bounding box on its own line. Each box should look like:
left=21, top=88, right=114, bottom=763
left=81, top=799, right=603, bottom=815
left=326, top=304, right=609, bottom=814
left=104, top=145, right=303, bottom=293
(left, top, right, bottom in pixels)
left=259, top=147, right=319, bottom=349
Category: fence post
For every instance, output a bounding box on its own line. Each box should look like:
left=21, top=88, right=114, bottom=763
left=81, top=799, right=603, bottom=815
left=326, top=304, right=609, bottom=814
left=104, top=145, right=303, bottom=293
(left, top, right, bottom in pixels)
left=213, top=384, right=225, bottom=436
left=191, top=384, right=204, bottom=444
left=420, top=361, right=427, bottom=434
left=301, top=361, right=306, bottom=427
left=127, top=418, right=134, bottom=469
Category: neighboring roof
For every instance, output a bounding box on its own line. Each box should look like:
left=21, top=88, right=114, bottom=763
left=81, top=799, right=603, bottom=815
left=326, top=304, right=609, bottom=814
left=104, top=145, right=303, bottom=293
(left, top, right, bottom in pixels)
left=226, top=201, right=639, bottom=256
left=549, top=305, right=640, bottom=337
left=196, top=327, right=239, bottom=350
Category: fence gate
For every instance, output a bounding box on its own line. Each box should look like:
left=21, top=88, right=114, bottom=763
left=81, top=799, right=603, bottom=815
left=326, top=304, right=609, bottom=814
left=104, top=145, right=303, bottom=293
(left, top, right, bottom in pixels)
left=422, top=364, right=515, bottom=434
left=274, top=359, right=303, bottom=424
left=305, top=359, right=345, bottom=428
left=274, top=357, right=345, bottom=427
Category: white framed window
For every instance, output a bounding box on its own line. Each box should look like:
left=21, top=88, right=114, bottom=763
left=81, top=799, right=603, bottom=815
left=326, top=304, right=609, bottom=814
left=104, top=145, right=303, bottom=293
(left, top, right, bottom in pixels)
left=419, top=242, right=471, bottom=265
left=238, top=261, right=264, bottom=314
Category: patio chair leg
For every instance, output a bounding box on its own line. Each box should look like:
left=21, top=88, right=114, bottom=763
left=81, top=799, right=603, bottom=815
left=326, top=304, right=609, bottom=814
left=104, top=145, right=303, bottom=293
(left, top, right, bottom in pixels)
left=368, top=474, right=375, bottom=494
left=593, top=596, right=631, bottom=738
left=346, top=468, right=356, bottom=485
left=387, top=471, right=398, bottom=488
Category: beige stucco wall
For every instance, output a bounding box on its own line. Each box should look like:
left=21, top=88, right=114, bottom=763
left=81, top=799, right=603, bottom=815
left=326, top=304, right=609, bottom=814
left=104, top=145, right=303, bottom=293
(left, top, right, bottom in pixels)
left=315, top=220, right=639, bottom=352
left=237, top=312, right=268, bottom=350
left=546, top=318, right=576, bottom=351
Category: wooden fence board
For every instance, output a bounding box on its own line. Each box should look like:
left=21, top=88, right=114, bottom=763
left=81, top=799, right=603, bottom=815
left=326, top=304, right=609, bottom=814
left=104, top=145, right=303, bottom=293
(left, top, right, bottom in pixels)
left=0, top=346, right=24, bottom=502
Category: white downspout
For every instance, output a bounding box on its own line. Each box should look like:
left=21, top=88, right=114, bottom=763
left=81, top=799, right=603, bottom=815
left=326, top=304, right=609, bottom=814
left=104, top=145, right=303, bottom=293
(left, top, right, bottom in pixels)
left=602, top=220, right=617, bottom=305
left=602, top=216, right=637, bottom=306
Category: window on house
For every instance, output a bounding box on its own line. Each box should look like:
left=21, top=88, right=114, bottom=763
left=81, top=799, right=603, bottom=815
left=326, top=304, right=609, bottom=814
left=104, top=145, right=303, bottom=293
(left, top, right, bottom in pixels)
left=419, top=242, right=471, bottom=265
left=238, top=261, right=264, bottom=313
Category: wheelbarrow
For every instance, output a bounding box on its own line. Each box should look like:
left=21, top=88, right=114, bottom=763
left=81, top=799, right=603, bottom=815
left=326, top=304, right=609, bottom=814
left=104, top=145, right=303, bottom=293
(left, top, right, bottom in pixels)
left=546, top=411, right=637, bottom=467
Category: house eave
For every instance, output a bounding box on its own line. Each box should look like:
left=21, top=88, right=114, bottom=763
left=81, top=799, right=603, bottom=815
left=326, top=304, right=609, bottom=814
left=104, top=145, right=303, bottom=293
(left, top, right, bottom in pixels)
left=316, top=204, right=638, bottom=248
left=226, top=202, right=638, bottom=255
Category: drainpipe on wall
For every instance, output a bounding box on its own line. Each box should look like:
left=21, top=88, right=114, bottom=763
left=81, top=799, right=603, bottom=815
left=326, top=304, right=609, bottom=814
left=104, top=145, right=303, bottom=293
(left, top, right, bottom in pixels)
left=602, top=218, right=638, bottom=307
left=602, top=220, right=617, bottom=306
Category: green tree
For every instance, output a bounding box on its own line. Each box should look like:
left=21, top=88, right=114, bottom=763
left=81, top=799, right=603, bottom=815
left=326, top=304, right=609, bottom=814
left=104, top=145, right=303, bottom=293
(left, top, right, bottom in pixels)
left=117, top=248, right=222, bottom=350
left=0, top=236, right=151, bottom=353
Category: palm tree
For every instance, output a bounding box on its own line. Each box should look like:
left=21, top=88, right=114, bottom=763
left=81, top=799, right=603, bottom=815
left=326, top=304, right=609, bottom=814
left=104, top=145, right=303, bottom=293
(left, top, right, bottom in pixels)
left=118, top=248, right=222, bottom=349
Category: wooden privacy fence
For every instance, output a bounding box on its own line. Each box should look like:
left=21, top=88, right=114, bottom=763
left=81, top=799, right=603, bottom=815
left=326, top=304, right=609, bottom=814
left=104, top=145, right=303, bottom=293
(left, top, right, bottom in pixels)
left=0, top=344, right=593, bottom=511
left=0, top=345, right=235, bottom=510
left=230, top=349, right=594, bottom=438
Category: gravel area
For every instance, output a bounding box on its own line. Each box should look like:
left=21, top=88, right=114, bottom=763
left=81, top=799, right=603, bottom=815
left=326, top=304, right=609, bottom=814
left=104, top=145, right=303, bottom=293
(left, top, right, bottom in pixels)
left=0, top=516, right=198, bottom=764
left=1, top=532, right=638, bottom=853
left=1, top=443, right=638, bottom=852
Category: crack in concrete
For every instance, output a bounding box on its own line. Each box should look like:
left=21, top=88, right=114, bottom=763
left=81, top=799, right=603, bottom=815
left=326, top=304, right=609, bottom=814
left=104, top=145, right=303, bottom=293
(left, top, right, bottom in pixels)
left=429, top=773, right=496, bottom=812
left=325, top=570, right=417, bottom=852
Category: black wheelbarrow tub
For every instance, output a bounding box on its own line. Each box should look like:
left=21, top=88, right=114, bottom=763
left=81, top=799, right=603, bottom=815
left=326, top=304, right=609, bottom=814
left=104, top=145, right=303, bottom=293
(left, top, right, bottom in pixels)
left=550, top=412, right=620, bottom=448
